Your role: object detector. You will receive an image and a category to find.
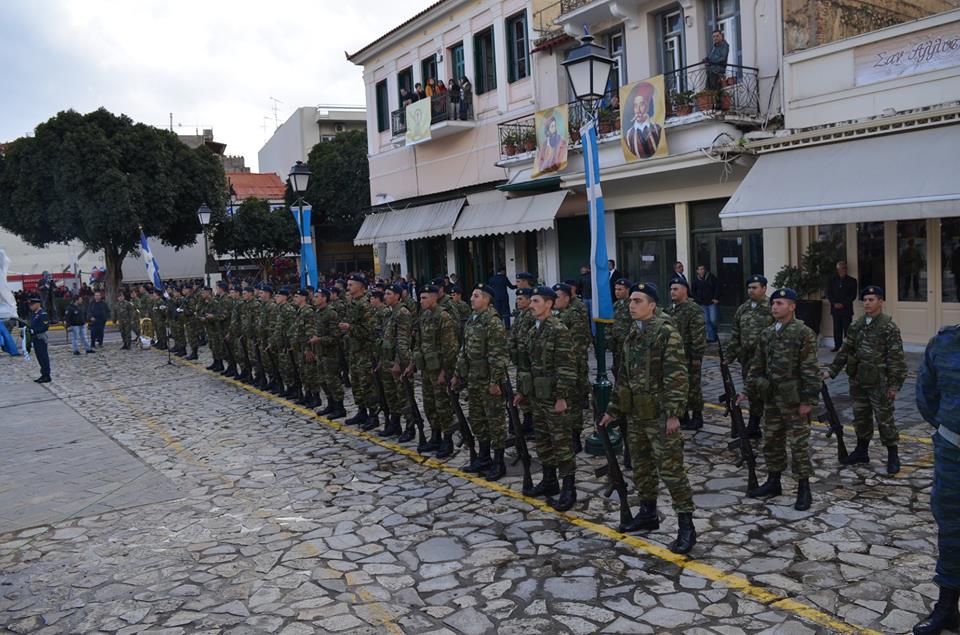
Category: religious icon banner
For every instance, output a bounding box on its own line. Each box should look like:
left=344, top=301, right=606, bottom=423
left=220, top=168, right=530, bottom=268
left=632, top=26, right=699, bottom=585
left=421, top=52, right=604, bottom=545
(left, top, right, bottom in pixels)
left=619, top=75, right=668, bottom=162
left=532, top=104, right=569, bottom=177
left=405, top=98, right=432, bottom=146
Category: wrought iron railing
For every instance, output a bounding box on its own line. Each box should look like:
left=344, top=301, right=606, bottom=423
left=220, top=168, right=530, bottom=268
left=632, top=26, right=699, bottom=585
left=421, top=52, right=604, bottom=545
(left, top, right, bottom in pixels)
left=391, top=92, right=474, bottom=137
left=662, top=62, right=760, bottom=118
left=559, top=0, right=593, bottom=14
left=498, top=115, right=536, bottom=159
left=532, top=0, right=566, bottom=44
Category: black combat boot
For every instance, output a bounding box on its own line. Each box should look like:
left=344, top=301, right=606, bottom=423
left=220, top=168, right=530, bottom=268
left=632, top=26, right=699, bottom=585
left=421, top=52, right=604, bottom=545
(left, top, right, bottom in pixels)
left=345, top=407, right=368, bottom=426
left=679, top=411, right=692, bottom=429
left=222, top=362, right=237, bottom=377
left=206, top=359, right=218, bottom=370
left=420, top=427, right=441, bottom=454
left=464, top=442, right=491, bottom=474
left=269, top=378, right=283, bottom=394
left=548, top=475, right=577, bottom=512
left=361, top=411, right=381, bottom=432
left=748, top=471, right=782, bottom=499
left=913, top=586, right=960, bottom=635
left=213, top=359, right=225, bottom=372
left=840, top=438, right=870, bottom=466
left=484, top=449, right=506, bottom=481
left=257, top=374, right=270, bottom=390
left=435, top=431, right=455, bottom=459
left=522, top=412, right=534, bottom=440
left=690, top=411, right=704, bottom=429
left=886, top=445, right=901, bottom=475
left=317, top=394, right=335, bottom=416
left=523, top=465, right=559, bottom=498
left=186, top=348, right=199, bottom=360
left=571, top=429, right=583, bottom=455
left=303, top=392, right=320, bottom=408
left=175, top=347, right=187, bottom=357
left=326, top=400, right=347, bottom=420
left=670, top=513, right=696, bottom=554
left=746, top=414, right=763, bottom=439
left=620, top=500, right=659, bottom=533
left=380, top=414, right=403, bottom=437
left=238, top=367, right=253, bottom=383
left=397, top=419, right=416, bottom=443
left=794, top=478, right=812, bottom=511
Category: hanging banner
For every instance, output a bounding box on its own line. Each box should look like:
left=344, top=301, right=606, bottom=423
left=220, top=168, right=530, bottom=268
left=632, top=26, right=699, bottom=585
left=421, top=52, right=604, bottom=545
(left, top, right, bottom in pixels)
left=405, top=98, right=432, bottom=146
left=620, top=75, right=668, bottom=162
left=532, top=104, right=569, bottom=178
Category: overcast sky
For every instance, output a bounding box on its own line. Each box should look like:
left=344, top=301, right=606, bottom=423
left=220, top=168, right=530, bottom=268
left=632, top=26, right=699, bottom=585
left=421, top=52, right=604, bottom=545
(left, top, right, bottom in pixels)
left=0, top=0, right=435, bottom=171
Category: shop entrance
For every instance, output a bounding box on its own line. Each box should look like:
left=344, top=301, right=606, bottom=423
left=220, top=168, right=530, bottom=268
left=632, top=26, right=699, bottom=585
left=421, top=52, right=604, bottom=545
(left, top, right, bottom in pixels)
left=615, top=205, right=677, bottom=289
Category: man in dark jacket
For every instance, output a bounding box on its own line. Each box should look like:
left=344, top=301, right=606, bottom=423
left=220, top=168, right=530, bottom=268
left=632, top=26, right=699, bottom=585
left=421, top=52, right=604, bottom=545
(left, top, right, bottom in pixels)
left=86, top=290, right=111, bottom=348
left=64, top=296, right=93, bottom=355
left=607, top=259, right=622, bottom=304
left=826, top=261, right=858, bottom=351
left=692, top=265, right=720, bottom=343
left=486, top=268, right=516, bottom=328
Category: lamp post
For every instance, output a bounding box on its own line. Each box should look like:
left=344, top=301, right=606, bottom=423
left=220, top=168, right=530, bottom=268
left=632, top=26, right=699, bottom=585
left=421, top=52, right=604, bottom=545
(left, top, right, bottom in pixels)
left=196, top=203, right=212, bottom=286
left=288, top=161, right=313, bottom=288
left=562, top=32, right=617, bottom=434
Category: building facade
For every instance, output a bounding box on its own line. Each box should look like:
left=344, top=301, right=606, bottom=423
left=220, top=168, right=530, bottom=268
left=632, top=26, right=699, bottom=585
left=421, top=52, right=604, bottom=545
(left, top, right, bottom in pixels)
left=257, top=105, right=366, bottom=177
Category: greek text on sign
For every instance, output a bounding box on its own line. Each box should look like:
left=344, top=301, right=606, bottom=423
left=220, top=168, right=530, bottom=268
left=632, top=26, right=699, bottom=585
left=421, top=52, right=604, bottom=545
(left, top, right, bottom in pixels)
left=855, top=21, right=960, bottom=87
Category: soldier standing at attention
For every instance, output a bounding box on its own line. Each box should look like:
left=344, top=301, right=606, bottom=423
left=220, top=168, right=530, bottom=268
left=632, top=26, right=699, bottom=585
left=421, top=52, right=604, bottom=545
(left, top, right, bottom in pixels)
left=666, top=278, right=707, bottom=430
left=311, top=288, right=347, bottom=419
left=448, top=285, right=472, bottom=339
left=201, top=283, right=227, bottom=372
left=610, top=278, right=632, bottom=381
left=824, top=285, right=907, bottom=473
left=216, top=282, right=236, bottom=376
left=256, top=285, right=279, bottom=390
left=553, top=283, right=590, bottom=454
left=221, top=286, right=241, bottom=378
left=409, top=284, right=460, bottom=458
left=514, top=286, right=578, bottom=510
left=115, top=291, right=137, bottom=350
left=291, top=289, right=320, bottom=407
left=235, top=286, right=257, bottom=383
left=182, top=284, right=201, bottom=360
left=452, top=283, right=509, bottom=480
left=169, top=287, right=187, bottom=356
left=272, top=288, right=300, bottom=400
left=340, top=274, right=378, bottom=427
left=599, top=283, right=696, bottom=554
left=510, top=288, right=536, bottom=438
left=915, top=323, right=960, bottom=635
left=373, top=285, right=410, bottom=437
left=726, top=275, right=773, bottom=439
left=740, top=288, right=820, bottom=511
left=152, top=289, right=168, bottom=350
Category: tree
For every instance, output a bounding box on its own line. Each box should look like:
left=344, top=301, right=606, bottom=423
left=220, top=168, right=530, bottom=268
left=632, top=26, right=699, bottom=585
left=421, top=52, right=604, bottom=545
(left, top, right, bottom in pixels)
left=210, top=198, right=298, bottom=281
left=0, top=108, right=227, bottom=302
left=302, top=129, right=370, bottom=229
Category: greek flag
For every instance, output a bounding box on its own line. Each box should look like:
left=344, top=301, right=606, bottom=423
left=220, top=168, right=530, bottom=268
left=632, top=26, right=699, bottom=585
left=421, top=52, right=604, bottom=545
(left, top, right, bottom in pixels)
left=583, top=119, right=614, bottom=323
left=291, top=205, right=319, bottom=288
left=139, top=230, right=167, bottom=297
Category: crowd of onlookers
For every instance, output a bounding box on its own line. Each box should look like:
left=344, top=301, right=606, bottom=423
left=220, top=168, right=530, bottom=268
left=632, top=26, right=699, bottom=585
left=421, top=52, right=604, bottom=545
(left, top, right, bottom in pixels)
left=399, top=76, right=474, bottom=122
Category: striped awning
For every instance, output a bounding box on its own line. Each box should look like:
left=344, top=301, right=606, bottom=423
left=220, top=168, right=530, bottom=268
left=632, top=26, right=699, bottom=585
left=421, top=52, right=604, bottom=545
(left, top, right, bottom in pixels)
left=354, top=198, right=465, bottom=246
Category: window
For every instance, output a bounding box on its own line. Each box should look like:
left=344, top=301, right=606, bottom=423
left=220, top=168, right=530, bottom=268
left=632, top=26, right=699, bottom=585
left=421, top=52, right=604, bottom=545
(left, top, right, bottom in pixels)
left=474, top=27, right=496, bottom=94
left=397, top=67, right=414, bottom=104
left=897, top=220, right=927, bottom=302
left=708, top=0, right=741, bottom=66
left=375, top=80, right=389, bottom=132
left=449, top=42, right=465, bottom=83
left=421, top=55, right=438, bottom=86
left=942, top=218, right=960, bottom=303
left=506, top=11, right=529, bottom=82
left=857, top=222, right=885, bottom=290
left=660, top=8, right=685, bottom=95
left=817, top=224, right=846, bottom=267
left=606, top=29, right=625, bottom=95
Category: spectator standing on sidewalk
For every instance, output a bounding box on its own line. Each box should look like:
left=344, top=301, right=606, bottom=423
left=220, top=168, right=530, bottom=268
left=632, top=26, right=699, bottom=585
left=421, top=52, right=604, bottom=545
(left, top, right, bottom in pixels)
left=87, top=290, right=110, bottom=348
left=826, top=260, right=858, bottom=351
left=64, top=296, right=93, bottom=355
left=692, top=265, right=720, bottom=343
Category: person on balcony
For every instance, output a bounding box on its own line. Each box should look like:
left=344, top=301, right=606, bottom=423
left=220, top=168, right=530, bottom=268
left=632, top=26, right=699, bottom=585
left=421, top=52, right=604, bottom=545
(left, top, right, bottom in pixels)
left=703, top=30, right=730, bottom=92
left=425, top=78, right=435, bottom=98
left=415, top=83, right=427, bottom=101
left=459, top=77, right=473, bottom=120
left=447, top=78, right=459, bottom=119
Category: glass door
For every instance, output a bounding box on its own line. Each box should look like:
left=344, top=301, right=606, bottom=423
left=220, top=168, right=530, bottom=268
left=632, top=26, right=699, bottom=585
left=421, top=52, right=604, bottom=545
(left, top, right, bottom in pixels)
left=618, top=236, right=677, bottom=290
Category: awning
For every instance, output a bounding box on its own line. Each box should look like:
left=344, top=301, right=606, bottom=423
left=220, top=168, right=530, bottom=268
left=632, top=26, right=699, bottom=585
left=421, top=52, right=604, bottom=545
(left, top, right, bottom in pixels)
left=354, top=198, right=465, bottom=245
left=720, top=125, right=960, bottom=230
left=452, top=191, right=568, bottom=240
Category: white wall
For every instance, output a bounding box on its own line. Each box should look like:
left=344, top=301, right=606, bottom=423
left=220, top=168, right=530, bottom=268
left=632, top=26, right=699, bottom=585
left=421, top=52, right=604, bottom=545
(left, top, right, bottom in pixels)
left=257, top=107, right=320, bottom=176
left=0, top=228, right=104, bottom=278
left=121, top=235, right=206, bottom=283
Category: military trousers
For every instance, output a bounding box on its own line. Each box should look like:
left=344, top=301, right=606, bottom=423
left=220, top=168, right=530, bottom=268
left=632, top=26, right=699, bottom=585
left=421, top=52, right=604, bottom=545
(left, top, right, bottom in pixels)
left=348, top=349, right=378, bottom=410
left=686, top=359, right=704, bottom=413
left=153, top=316, right=167, bottom=347
left=466, top=383, right=506, bottom=450
left=206, top=324, right=224, bottom=360
left=222, top=332, right=236, bottom=364
left=276, top=345, right=297, bottom=388
left=849, top=380, right=899, bottom=446
left=232, top=336, right=249, bottom=371
left=740, top=355, right=764, bottom=419
left=762, top=401, right=812, bottom=478
left=626, top=416, right=694, bottom=513
left=297, top=348, right=321, bottom=393
left=186, top=320, right=201, bottom=350
left=317, top=353, right=344, bottom=402
left=379, top=365, right=407, bottom=418
left=421, top=369, right=453, bottom=434
left=118, top=320, right=133, bottom=347
left=532, top=397, right=576, bottom=477
left=933, top=432, right=960, bottom=591
left=172, top=321, right=186, bottom=350
left=514, top=371, right=532, bottom=416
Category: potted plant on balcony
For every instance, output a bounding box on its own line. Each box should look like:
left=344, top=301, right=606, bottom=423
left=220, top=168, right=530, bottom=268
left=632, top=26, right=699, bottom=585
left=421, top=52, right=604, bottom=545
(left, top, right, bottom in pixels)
left=694, top=89, right=720, bottom=111
left=521, top=129, right=537, bottom=152
left=569, top=124, right=581, bottom=144
left=597, top=107, right=615, bottom=135
left=502, top=131, right=519, bottom=157
left=671, top=91, right=694, bottom=116
left=772, top=240, right=839, bottom=335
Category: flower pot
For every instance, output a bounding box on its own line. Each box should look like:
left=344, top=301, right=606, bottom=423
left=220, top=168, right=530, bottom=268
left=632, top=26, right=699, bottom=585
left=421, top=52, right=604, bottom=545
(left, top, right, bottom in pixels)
left=504, top=144, right=517, bottom=157
left=522, top=139, right=536, bottom=152
left=598, top=122, right=612, bottom=134
left=696, top=94, right=715, bottom=111
left=675, top=104, right=692, bottom=116
left=721, top=94, right=732, bottom=111
left=613, top=118, right=621, bottom=132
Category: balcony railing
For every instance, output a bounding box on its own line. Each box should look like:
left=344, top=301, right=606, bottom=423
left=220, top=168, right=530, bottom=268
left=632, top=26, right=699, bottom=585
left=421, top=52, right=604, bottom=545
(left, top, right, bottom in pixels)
left=391, top=92, right=474, bottom=137
left=663, top=62, right=760, bottom=118
left=532, top=0, right=566, bottom=44
left=559, top=0, right=593, bottom=14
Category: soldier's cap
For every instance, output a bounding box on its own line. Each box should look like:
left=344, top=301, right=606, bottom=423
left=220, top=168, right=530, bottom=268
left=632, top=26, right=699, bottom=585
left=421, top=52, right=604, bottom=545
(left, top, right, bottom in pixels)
left=448, top=284, right=462, bottom=294
left=563, top=278, right=578, bottom=287
left=747, top=274, right=768, bottom=286
left=347, top=273, right=368, bottom=286
left=371, top=290, right=385, bottom=300
left=669, top=277, right=689, bottom=289
left=28, top=295, right=42, bottom=304
left=474, top=282, right=496, bottom=299
left=552, top=283, right=573, bottom=296
left=532, top=285, right=556, bottom=300
left=614, top=277, right=632, bottom=288
left=385, top=283, right=403, bottom=295
left=276, top=287, right=292, bottom=296
left=861, top=285, right=884, bottom=300
left=216, top=281, right=228, bottom=289
left=516, top=272, right=536, bottom=281
left=242, top=286, right=256, bottom=293
left=260, top=284, right=273, bottom=294
left=516, top=288, right=533, bottom=298
left=294, top=288, right=309, bottom=298
left=374, top=282, right=386, bottom=290
left=329, top=286, right=342, bottom=295
left=630, top=282, right=659, bottom=303
left=317, top=288, right=331, bottom=299
left=335, top=278, right=346, bottom=285
left=431, top=276, right=446, bottom=287
left=202, top=286, right=212, bottom=292
left=420, top=284, right=440, bottom=294
left=771, top=288, right=798, bottom=301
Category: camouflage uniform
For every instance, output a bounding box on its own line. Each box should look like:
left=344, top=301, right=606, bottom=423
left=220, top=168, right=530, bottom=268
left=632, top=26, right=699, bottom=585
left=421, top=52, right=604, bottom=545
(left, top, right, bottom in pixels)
left=747, top=317, right=821, bottom=478
left=239, top=297, right=260, bottom=375
left=271, top=300, right=299, bottom=389
left=170, top=293, right=187, bottom=352
left=665, top=297, right=707, bottom=414
left=556, top=302, right=590, bottom=435
left=115, top=298, right=137, bottom=348
left=314, top=302, right=344, bottom=404
left=828, top=312, right=907, bottom=446
left=292, top=302, right=321, bottom=395
left=219, top=293, right=236, bottom=366
left=343, top=295, right=378, bottom=411
left=152, top=294, right=168, bottom=348
left=257, top=299, right=279, bottom=382
left=456, top=306, right=509, bottom=449
left=202, top=294, right=225, bottom=362
left=519, top=316, right=578, bottom=476
left=183, top=291, right=201, bottom=352
left=610, top=297, right=631, bottom=381
left=412, top=305, right=459, bottom=434
left=379, top=302, right=413, bottom=418
left=510, top=305, right=536, bottom=416
left=727, top=296, right=774, bottom=419
left=451, top=298, right=471, bottom=340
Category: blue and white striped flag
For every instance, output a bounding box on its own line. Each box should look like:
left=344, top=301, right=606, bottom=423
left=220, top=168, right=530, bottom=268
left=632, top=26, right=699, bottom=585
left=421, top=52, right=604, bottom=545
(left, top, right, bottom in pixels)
left=291, top=205, right=319, bottom=288
left=139, top=230, right=167, bottom=297
left=583, top=119, right=614, bottom=323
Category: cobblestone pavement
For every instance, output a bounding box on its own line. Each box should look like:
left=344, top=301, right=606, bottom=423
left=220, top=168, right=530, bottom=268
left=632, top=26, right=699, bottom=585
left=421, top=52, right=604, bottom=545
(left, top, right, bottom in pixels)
left=0, top=338, right=939, bottom=634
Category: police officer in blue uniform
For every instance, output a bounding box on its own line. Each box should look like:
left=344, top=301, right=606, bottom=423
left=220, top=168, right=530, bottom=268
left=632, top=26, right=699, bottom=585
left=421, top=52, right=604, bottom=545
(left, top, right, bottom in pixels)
left=28, top=295, right=52, bottom=383
left=916, top=324, right=960, bottom=634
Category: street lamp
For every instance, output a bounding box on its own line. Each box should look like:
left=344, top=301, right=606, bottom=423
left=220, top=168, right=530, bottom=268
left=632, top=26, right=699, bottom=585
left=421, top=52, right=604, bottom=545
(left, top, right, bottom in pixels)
left=288, top=160, right=310, bottom=194
left=562, top=31, right=615, bottom=117
left=197, top=203, right=212, bottom=286
left=288, top=161, right=314, bottom=288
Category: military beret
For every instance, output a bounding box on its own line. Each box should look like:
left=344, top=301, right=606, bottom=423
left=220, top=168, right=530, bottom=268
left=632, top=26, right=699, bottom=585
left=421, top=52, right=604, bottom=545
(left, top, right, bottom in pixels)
left=203, top=286, right=212, bottom=291
left=563, top=279, right=578, bottom=287
left=216, top=280, right=228, bottom=289
left=860, top=285, right=884, bottom=300
left=747, top=274, right=768, bottom=286
left=329, top=286, right=342, bottom=295
left=371, top=290, right=385, bottom=300
left=630, top=282, right=659, bottom=303
left=431, top=276, right=446, bottom=287
left=294, top=288, right=309, bottom=297
left=335, top=278, right=346, bottom=285
left=516, top=288, right=533, bottom=298
left=614, top=277, right=632, bottom=288
left=261, top=284, right=273, bottom=293
left=347, top=274, right=368, bottom=286
left=420, top=284, right=440, bottom=294
left=276, top=287, right=291, bottom=296
left=771, top=288, right=798, bottom=301
left=516, top=272, right=536, bottom=281
left=28, top=295, right=42, bottom=303
left=552, top=283, right=573, bottom=296
left=316, top=288, right=331, bottom=299
left=243, top=286, right=256, bottom=293
left=385, top=283, right=403, bottom=295
left=669, top=277, right=688, bottom=289
left=532, top=285, right=556, bottom=300
left=448, top=284, right=462, bottom=294
left=474, top=283, right=496, bottom=299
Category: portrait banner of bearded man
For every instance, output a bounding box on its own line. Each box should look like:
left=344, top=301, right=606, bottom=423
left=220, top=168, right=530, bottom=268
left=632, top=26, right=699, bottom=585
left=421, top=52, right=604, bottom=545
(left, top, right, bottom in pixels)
left=620, top=76, right=668, bottom=162
left=533, top=104, right=569, bottom=177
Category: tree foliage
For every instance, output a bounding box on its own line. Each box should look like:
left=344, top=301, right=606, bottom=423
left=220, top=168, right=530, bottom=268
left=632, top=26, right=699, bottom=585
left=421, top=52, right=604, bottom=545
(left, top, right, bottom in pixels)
left=210, top=197, right=298, bottom=280
left=0, top=108, right=227, bottom=298
left=773, top=238, right=842, bottom=299
left=302, top=129, right=370, bottom=229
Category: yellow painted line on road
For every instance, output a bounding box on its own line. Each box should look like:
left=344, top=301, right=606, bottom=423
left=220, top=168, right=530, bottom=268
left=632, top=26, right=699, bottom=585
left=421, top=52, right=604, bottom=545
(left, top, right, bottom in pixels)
left=165, top=353, right=882, bottom=635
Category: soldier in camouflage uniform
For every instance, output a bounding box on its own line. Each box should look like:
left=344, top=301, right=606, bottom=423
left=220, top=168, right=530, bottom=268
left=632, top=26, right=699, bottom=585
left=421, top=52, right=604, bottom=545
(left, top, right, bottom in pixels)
left=270, top=288, right=300, bottom=400
left=129, top=289, right=143, bottom=339
left=339, top=274, right=378, bottom=427
left=553, top=283, right=590, bottom=454
left=373, top=285, right=414, bottom=440
left=151, top=289, right=168, bottom=350
left=599, top=282, right=695, bottom=553
left=291, top=289, right=320, bottom=407
left=217, top=282, right=237, bottom=375
left=409, top=284, right=460, bottom=458
left=740, top=288, right=821, bottom=511
left=197, top=286, right=222, bottom=372
left=453, top=283, right=509, bottom=480
left=257, top=286, right=279, bottom=390
left=610, top=278, right=632, bottom=381
left=400, top=283, right=418, bottom=319
left=825, top=285, right=907, bottom=473
left=311, top=289, right=347, bottom=419
left=237, top=286, right=259, bottom=383
left=666, top=278, right=707, bottom=430
left=726, top=274, right=774, bottom=438
left=221, top=286, right=242, bottom=378
left=514, top=286, right=578, bottom=511
left=448, top=285, right=472, bottom=340
left=330, top=284, right=351, bottom=388
left=510, top=288, right=536, bottom=438
left=115, top=291, right=137, bottom=350
left=169, top=287, right=187, bottom=356
left=181, top=285, right=201, bottom=360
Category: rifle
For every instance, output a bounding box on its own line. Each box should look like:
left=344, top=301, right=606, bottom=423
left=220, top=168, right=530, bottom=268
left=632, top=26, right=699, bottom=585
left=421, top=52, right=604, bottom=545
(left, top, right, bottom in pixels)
left=619, top=418, right=632, bottom=470
left=716, top=339, right=759, bottom=491
left=338, top=340, right=351, bottom=387
left=449, top=387, right=476, bottom=464
left=820, top=382, right=849, bottom=461
left=500, top=376, right=533, bottom=493
left=403, top=376, right=427, bottom=449
left=593, top=418, right=634, bottom=528
left=373, top=366, right=391, bottom=422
